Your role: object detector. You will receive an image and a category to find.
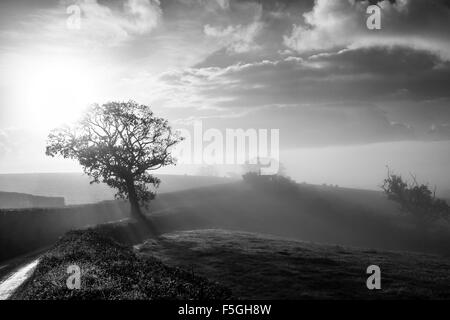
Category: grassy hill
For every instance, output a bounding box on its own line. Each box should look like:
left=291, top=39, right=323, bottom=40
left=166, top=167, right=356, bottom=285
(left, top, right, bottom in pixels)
left=138, top=229, right=450, bottom=299
left=147, top=182, right=450, bottom=255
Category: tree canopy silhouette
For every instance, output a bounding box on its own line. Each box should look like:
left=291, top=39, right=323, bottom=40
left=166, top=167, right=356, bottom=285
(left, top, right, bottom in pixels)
left=46, top=101, right=183, bottom=220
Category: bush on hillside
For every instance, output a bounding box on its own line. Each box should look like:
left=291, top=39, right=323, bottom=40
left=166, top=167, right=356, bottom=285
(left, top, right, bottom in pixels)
left=381, top=168, right=450, bottom=226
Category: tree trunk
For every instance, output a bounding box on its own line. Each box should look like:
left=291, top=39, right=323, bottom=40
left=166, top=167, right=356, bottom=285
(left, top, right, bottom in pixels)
left=126, top=179, right=145, bottom=221
left=126, top=177, right=157, bottom=236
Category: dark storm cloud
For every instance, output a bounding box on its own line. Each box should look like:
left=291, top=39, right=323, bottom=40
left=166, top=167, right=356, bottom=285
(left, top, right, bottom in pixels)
left=309, top=48, right=450, bottom=101
left=163, top=47, right=450, bottom=108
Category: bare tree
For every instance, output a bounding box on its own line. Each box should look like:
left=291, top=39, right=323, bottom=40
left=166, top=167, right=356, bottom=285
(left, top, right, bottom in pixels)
left=46, top=101, right=183, bottom=221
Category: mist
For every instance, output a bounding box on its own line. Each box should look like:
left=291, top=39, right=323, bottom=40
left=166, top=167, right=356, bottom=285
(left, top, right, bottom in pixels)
left=282, top=140, right=450, bottom=198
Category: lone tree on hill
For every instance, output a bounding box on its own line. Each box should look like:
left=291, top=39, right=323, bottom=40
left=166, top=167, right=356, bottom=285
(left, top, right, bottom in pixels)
left=46, top=101, right=183, bottom=221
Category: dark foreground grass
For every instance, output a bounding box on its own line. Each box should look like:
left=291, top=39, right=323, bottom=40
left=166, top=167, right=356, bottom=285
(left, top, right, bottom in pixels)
left=138, top=229, right=450, bottom=299
left=12, top=228, right=232, bottom=300
left=11, top=225, right=450, bottom=300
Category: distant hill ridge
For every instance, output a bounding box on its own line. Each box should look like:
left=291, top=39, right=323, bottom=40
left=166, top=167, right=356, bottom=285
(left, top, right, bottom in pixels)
left=0, top=173, right=234, bottom=205
left=0, top=191, right=65, bottom=209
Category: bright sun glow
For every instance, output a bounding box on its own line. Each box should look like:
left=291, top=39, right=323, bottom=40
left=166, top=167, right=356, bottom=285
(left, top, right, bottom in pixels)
left=11, top=55, right=102, bottom=129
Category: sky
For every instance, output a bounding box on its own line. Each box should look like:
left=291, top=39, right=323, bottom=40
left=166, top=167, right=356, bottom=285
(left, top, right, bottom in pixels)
left=0, top=0, right=449, bottom=193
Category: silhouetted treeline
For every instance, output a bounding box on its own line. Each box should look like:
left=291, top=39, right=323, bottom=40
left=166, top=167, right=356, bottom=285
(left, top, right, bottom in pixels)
left=0, top=201, right=128, bottom=262
left=242, top=172, right=299, bottom=195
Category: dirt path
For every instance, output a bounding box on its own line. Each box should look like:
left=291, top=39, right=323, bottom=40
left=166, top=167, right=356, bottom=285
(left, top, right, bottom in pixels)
left=0, top=248, right=48, bottom=300
left=0, top=258, right=40, bottom=300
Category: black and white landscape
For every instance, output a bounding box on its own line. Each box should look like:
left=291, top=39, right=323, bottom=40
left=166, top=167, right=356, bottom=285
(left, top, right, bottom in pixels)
left=1, top=0, right=450, bottom=304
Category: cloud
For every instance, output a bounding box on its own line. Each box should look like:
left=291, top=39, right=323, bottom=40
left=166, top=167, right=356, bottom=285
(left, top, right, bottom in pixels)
left=122, top=0, right=162, bottom=33
left=204, top=21, right=263, bottom=53
left=216, top=0, right=230, bottom=10
left=8, top=0, right=163, bottom=48
left=177, top=0, right=230, bottom=11
left=154, top=44, right=450, bottom=146
left=66, top=0, right=162, bottom=44
left=160, top=46, right=450, bottom=111
left=283, top=0, right=450, bottom=61
left=203, top=2, right=263, bottom=53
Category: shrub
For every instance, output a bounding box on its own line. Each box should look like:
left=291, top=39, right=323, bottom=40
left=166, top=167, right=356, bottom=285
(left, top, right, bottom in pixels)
left=381, top=168, right=450, bottom=226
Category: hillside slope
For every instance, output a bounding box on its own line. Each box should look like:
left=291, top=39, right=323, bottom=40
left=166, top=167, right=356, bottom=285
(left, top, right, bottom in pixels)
left=139, top=229, right=450, bottom=299
left=2, top=180, right=449, bottom=265
left=147, top=182, right=450, bottom=255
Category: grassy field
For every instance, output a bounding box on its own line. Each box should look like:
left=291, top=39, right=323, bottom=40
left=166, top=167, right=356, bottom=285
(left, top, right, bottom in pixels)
left=138, top=229, right=450, bottom=299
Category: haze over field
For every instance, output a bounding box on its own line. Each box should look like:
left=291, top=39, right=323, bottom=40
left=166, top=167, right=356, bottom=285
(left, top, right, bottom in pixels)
left=0, top=173, right=234, bottom=204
